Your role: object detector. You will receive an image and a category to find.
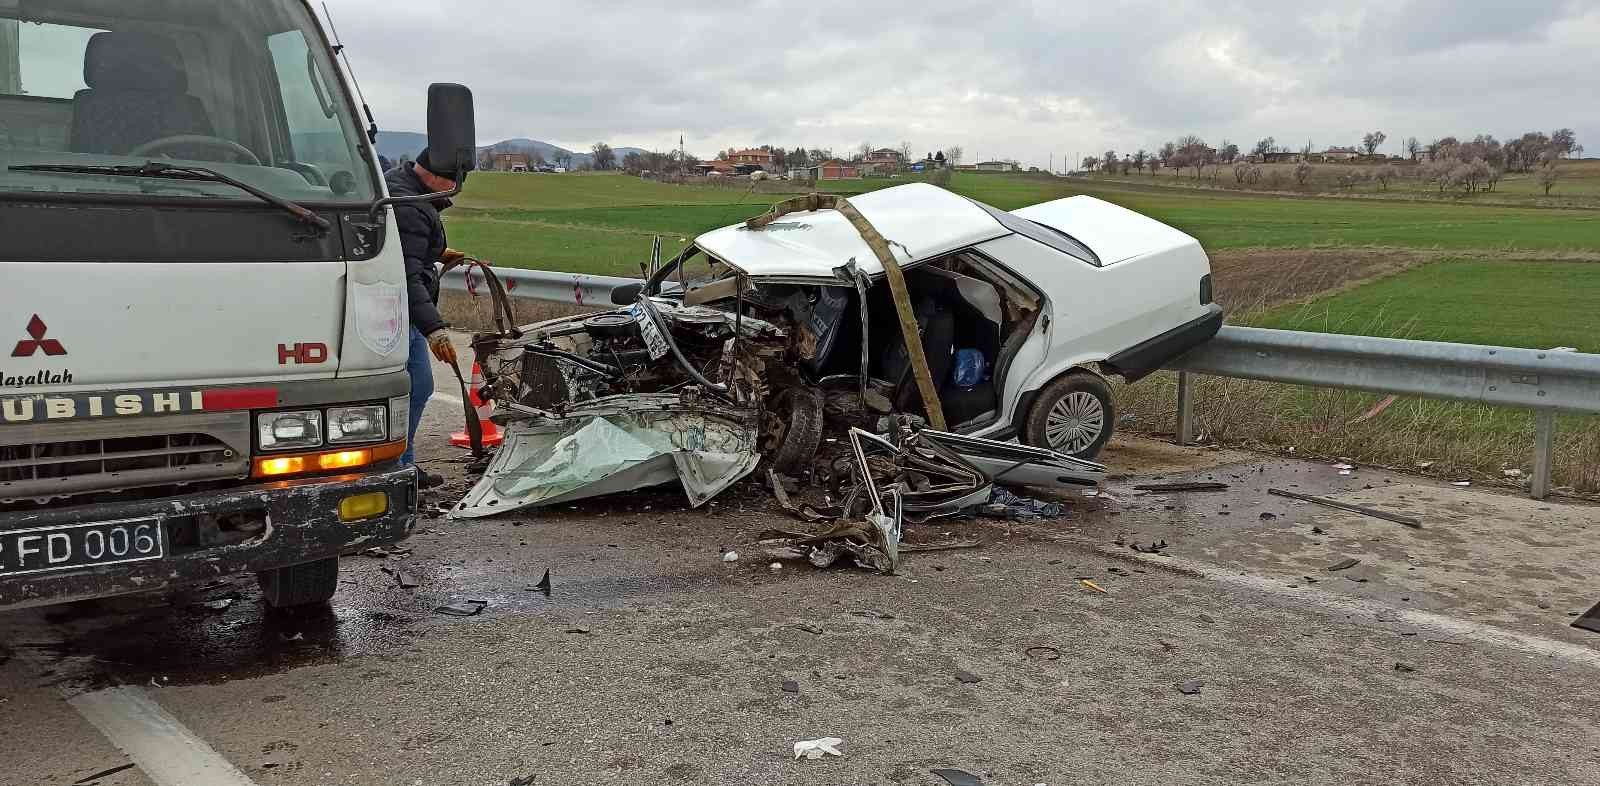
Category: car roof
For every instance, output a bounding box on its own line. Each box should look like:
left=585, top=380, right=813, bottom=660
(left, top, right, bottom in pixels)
left=694, top=183, right=1010, bottom=279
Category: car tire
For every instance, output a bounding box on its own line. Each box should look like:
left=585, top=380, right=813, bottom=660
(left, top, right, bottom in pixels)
left=766, top=387, right=824, bottom=475
left=1022, top=370, right=1115, bottom=460
left=257, top=557, right=340, bottom=609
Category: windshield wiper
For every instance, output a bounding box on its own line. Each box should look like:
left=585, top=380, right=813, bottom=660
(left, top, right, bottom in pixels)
left=8, top=162, right=332, bottom=233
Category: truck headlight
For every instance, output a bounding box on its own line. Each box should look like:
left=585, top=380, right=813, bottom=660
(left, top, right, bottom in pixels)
left=327, top=405, right=388, bottom=444
left=258, top=411, right=323, bottom=451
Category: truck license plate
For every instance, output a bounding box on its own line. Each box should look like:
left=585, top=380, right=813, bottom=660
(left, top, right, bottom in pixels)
left=0, top=518, right=164, bottom=577
left=628, top=304, right=671, bottom=360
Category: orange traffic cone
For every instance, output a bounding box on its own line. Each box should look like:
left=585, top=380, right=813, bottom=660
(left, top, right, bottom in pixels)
left=450, top=362, right=504, bottom=448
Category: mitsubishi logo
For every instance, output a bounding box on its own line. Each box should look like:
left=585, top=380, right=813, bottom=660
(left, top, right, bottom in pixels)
left=11, top=315, right=67, bottom=358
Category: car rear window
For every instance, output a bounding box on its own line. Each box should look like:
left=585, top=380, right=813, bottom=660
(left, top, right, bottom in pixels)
left=968, top=198, right=1101, bottom=267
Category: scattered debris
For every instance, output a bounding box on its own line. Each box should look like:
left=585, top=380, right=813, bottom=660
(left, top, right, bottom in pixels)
left=981, top=487, right=1067, bottom=520
left=1079, top=579, right=1109, bottom=594
left=1415, top=461, right=1435, bottom=470
left=508, top=776, right=536, bottom=786
left=1176, top=680, right=1204, bottom=695
left=793, top=737, right=845, bottom=760
left=1259, top=512, right=1277, bottom=521
left=723, top=551, right=740, bottom=563
left=769, top=562, right=783, bottom=573
left=381, top=565, right=420, bottom=589
left=1451, top=481, right=1472, bottom=487
left=565, top=627, right=591, bottom=635
left=932, top=769, right=984, bottom=786
left=73, top=763, right=136, bottom=785
left=1311, top=526, right=1326, bottom=535
left=781, top=680, right=800, bottom=693
left=1333, top=463, right=1356, bottom=471
left=1133, top=482, right=1229, bottom=492
left=193, top=598, right=233, bottom=612
left=1268, top=488, right=1422, bottom=529
left=361, top=547, right=390, bottom=558
left=1349, top=394, right=1397, bottom=425
left=954, top=670, right=983, bottom=684
left=1571, top=601, right=1600, bottom=635
left=532, top=569, right=552, bottom=594
left=1197, top=613, right=1216, bottom=624
left=1393, top=662, right=1417, bottom=673
left=793, top=623, right=824, bottom=635
left=1131, top=540, right=1169, bottom=554
left=1503, top=469, right=1524, bottom=479
left=1025, top=646, right=1062, bottom=661
left=434, top=600, right=488, bottom=617
left=1326, top=558, right=1361, bottom=572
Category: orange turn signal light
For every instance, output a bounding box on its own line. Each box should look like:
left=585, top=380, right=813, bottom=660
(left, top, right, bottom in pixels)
left=253, top=440, right=407, bottom=478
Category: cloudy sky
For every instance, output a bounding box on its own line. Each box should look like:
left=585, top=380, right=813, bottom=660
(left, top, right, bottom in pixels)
left=331, top=0, right=1598, bottom=168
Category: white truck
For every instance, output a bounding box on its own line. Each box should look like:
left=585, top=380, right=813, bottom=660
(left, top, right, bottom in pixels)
left=0, top=0, right=475, bottom=609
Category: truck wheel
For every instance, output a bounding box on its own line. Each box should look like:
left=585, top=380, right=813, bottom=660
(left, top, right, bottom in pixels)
left=257, top=557, right=340, bottom=609
left=1022, top=371, right=1115, bottom=460
left=765, top=387, right=824, bottom=475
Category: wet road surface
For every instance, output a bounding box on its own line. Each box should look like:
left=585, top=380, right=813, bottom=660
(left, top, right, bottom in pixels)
left=3, top=344, right=1598, bottom=785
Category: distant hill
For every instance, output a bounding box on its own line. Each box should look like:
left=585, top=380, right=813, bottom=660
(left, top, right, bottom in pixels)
left=376, top=131, right=651, bottom=169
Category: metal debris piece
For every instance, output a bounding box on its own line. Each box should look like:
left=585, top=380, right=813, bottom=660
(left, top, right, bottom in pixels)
left=1025, top=646, right=1062, bottom=661
left=793, top=737, right=845, bottom=760
left=1080, top=579, right=1109, bottom=594
left=381, top=565, right=420, bottom=589
left=1571, top=601, right=1600, bottom=634
left=781, top=680, right=799, bottom=693
left=1131, top=540, right=1168, bottom=554
left=1326, top=558, right=1360, bottom=572
left=723, top=551, right=740, bottom=562
left=982, top=486, right=1067, bottom=519
left=435, top=600, right=488, bottom=617
left=1268, top=488, right=1422, bottom=529
left=72, top=763, right=137, bottom=785
left=1393, top=662, right=1417, bottom=673
left=193, top=598, right=233, bottom=612
left=793, top=623, right=823, bottom=635
left=1176, top=680, right=1204, bottom=695
left=362, top=547, right=389, bottom=558
left=1133, top=482, right=1229, bottom=492
left=932, top=769, right=984, bottom=786
left=954, top=670, right=983, bottom=684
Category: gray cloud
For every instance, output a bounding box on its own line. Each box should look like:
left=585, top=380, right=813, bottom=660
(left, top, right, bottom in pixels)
left=327, top=0, right=1598, bottom=167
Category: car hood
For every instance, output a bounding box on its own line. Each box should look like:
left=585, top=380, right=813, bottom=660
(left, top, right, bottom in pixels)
left=1011, top=195, right=1199, bottom=265
left=694, top=183, right=1008, bottom=280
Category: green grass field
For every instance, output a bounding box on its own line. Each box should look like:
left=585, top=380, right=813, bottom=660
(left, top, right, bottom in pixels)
left=444, top=171, right=1600, bottom=277
left=1252, top=259, right=1600, bottom=352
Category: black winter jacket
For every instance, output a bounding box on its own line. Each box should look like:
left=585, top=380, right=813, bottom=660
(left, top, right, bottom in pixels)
left=384, top=165, right=450, bottom=336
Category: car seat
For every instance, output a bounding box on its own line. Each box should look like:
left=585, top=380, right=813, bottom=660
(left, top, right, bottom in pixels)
left=70, top=32, right=214, bottom=156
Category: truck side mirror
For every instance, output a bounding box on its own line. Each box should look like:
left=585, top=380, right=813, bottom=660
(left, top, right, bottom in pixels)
left=427, top=83, right=476, bottom=179
left=611, top=283, right=643, bottom=305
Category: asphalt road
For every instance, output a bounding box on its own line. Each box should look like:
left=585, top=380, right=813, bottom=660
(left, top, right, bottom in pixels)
left=3, top=343, right=1598, bottom=786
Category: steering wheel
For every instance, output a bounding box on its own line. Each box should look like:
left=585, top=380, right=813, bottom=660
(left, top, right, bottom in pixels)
left=129, top=135, right=262, bottom=166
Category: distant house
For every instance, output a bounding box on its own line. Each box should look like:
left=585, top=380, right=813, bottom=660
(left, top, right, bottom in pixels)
left=973, top=161, right=1018, bottom=172
left=492, top=153, right=532, bottom=172
left=1322, top=146, right=1360, bottom=162
left=861, top=148, right=903, bottom=172
left=816, top=160, right=860, bottom=180
left=694, top=159, right=737, bottom=175
left=727, top=148, right=777, bottom=170
left=1260, top=151, right=1300, bottom=164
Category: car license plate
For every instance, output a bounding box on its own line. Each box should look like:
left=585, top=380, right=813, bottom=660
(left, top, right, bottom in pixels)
left=629, top=303, right=671, bottom=360
left=0, top=518, right=164, bottom=577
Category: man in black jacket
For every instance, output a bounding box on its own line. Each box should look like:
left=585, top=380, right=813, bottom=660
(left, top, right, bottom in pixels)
left=386, top=149, right=465, bottom=488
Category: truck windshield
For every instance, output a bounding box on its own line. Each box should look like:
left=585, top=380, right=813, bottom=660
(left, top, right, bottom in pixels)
left=0, top=0, right=376, bottom=204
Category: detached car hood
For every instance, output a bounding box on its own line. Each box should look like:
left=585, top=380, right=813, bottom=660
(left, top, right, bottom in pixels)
left=1011, top=195, right=1200, bottom=265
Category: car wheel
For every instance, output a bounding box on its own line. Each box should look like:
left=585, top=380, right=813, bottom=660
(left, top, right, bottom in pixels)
left=764, top=387, right=824, bottom=475
left=1023, top=371, right=1115, bottom=459
left=257, top=557, right=340, bottom=609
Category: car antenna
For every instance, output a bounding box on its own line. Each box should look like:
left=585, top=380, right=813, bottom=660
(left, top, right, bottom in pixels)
left=321, top=2, right=380, bottom=145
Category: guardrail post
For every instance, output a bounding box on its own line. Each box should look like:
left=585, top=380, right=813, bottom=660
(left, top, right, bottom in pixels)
left=1176, top=372, right=1196, bottom=446
left=1531, top=411, right=1555, bottom=500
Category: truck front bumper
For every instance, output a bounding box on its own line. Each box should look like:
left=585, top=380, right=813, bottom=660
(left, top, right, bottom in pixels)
left=0, top=465, right=417, bottom=610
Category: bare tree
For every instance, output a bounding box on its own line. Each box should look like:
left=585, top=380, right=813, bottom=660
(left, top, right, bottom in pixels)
left=1537, top=161, right=1560, bottom=195
left=944, top=145, right=964, bottom=166
left=1403, top=137, right=1422, bottom=160
left=898, top=141, right=914, bottom=164
left=1102, top=150, right=1118, bottom=174
left=1080, top=155, right=1099, bottom=173
left=1175, top=135, right=1210, bottom=180
left=1233, top=161, right=1252, bottom=184
left=856, top=142, right=872, bottom=162
left=1360, top=131, right=1387, bottom=156
left=1300, top=139, right=1315, bottom=156
left=1158, top=141, right=1176, bottom=171
left=1132, top=149, right=1147, bottom=173
left=1293, top=160, right=1313, bottom=187
left=1372, top=164, right=1399, bottom=190
left=1251, top=137, right=1276, bottom=158
left=1550, top=128, right=1581, bottom=159
left=590, top=142, right=616, bottom=171
left=1218, top=140, right=1239, bottom=163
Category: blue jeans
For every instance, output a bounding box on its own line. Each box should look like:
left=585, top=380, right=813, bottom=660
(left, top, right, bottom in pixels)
left=401, top=327, right=433, bottom=466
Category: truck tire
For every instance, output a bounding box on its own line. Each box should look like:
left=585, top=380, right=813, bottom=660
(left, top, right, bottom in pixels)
left=1022, top=370, right=1115, bottom=460
left=257, top=557, right=340, bottom=609
left=766, top=387, right=824, bottom=475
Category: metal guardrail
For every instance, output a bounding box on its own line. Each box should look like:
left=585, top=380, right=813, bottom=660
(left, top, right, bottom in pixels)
left=453, top=264, right=1600, bottom=500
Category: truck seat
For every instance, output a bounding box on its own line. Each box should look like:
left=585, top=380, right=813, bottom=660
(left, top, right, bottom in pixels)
left=69, top=32, right=214, bottom=156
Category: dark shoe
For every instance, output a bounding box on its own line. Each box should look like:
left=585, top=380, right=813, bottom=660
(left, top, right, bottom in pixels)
left=415, top=467, right=446, bottom=490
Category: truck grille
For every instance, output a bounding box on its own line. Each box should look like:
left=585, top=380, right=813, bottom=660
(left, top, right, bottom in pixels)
left=0, top=413, right=250, bottom=504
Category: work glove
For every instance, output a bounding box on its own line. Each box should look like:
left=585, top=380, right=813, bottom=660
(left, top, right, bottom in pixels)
left=427, top=329, right=457, bottom=364
left=440, top=248, right=467, bottom=266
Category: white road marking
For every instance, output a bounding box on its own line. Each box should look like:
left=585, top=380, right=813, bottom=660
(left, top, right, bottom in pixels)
left=1107, top=547, right=1600, bottom=671
left=69, top=686, right=259, bottom=786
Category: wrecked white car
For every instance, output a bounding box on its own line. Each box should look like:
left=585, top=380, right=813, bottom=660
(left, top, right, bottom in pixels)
left=451, top=183, right=1221, bottom=517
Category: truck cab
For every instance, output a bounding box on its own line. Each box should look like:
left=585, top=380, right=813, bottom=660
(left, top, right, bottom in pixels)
left=0, top=0, right=473, bottom=609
